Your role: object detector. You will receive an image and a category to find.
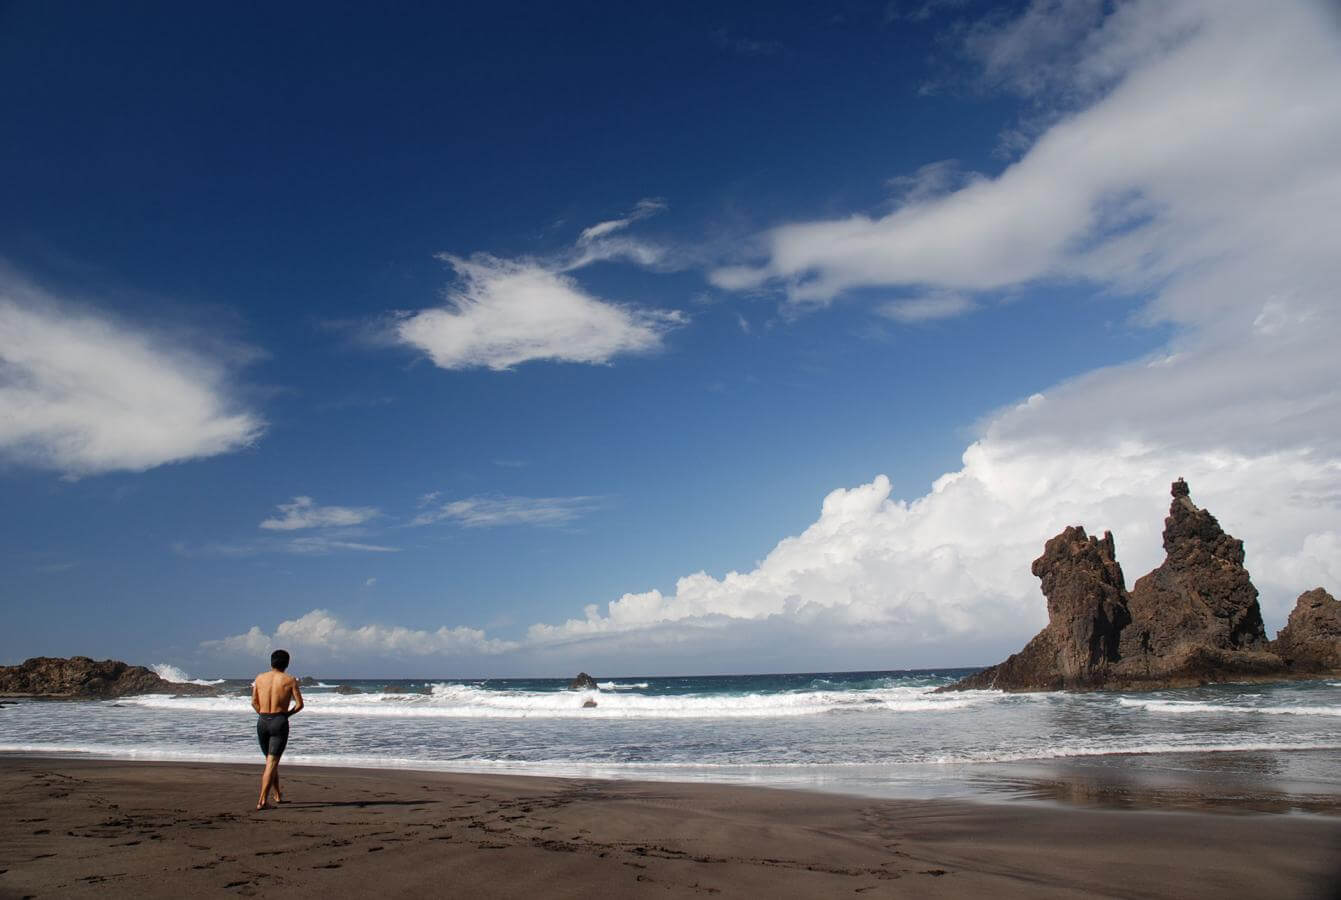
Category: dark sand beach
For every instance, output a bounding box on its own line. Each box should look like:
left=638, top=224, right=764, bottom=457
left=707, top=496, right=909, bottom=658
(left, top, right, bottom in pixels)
left=2, top=757, right=1339, bottom=898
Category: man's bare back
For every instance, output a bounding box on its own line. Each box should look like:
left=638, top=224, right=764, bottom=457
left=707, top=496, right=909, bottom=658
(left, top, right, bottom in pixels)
left=251, top=670, right=302, bottom=715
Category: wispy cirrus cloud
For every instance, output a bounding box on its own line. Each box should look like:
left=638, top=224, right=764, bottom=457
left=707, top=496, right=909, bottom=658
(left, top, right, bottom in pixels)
left=879, top=291, right=976, bottom=323
left=0, top=269, right=263, bottom=476
left=710, top=29, right=785, bottom=58
left=173, top=536, right=399, bottom=558
left=577, top=198, right=667, bottom=244
left=259, top=496, right=380, bottom=531
left=175, top=495, right=394, bottom=557
left=411, top=493, right=603, bottom=528
left=284, top=536, right=399, bottom=554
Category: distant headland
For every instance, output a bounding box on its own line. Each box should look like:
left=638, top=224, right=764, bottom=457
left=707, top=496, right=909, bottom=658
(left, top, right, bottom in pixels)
left=0, top=656, right=218, bottom=700
left=941, top=479, right=1340, bottom=692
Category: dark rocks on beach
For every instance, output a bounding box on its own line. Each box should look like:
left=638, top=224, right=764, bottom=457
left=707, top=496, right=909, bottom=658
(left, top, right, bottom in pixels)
left=298, top=676, right=319, bottom=686
left=334, top=684, right=363, bottom=694
left=0, top=656, right=218, bottom=699
left=382, top=683, right=407, bottom=693
left=568, top=672, right=599, bottom=690
left=1273, top=588, right=1341, bottom=672
left=943, top=480, right=1338, bottom=693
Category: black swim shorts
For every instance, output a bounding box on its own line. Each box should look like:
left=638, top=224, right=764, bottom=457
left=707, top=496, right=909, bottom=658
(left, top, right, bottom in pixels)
left=256, top=712, right=289, bottom=760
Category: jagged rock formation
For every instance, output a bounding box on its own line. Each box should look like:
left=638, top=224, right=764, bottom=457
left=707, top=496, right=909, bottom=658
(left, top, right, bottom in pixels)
left=951, top=528, right=1130, bottom=691
left=1120, top=478, right=1266, bottom=659
left=944, top=481, right=1337, bottom=692
left=1274, top=588, right=1341, bottom=671
left=568, top=672, right=599, bottom=690
left=0, top=656, right=217, bottom=699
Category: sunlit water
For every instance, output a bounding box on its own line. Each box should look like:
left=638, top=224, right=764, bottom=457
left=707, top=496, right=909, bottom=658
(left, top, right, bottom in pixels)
left=4, top=670, right=1339, bottom=807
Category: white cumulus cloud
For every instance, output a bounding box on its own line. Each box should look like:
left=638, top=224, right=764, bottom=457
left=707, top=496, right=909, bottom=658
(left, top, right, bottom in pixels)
left=201, top=609, right=517, bottom=662
left=396, top=253, right=682, bottom=371
left=0, top=271, right=263, bottom=476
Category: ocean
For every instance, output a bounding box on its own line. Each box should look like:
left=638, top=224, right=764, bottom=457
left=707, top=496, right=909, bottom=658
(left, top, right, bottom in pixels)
left=4, top=669, right=1339, bottom=810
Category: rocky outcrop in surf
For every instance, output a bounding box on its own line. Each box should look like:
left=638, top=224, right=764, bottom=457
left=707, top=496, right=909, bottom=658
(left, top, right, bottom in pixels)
left=943, top=480, right=1337, bottom=692
left=568, top=672, right=599, bottom=690
left=1273, top=588, right=1341, bottom=672
left=0, top=656, right=218, bottom=699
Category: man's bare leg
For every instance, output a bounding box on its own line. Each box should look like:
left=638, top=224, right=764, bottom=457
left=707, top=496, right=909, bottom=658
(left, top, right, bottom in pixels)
left=270, top=766, right=282, bottom=804
left=257, top=756, right=278, bottom=810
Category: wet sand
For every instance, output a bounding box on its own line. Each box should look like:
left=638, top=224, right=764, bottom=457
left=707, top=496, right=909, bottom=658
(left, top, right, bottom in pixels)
left=1, top=757, right=1339, bottom=898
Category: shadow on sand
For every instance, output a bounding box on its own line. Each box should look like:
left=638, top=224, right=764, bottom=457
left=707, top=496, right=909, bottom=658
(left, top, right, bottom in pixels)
left=278, top=799, right=441, bottom=809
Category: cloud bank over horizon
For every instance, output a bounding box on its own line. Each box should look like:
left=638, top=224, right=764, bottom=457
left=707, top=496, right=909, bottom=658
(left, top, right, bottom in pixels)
left=198, top=0, right=1341, bottom=676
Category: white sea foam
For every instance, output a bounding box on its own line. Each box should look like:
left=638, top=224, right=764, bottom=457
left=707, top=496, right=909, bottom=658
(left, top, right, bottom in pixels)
left=116, top=683, right=994, bottom=719
left=150, top=663, right=224, bottom=687
left=596, top=681, right=649, bottom=691
left=1118, top=698, right=1341, bottom=717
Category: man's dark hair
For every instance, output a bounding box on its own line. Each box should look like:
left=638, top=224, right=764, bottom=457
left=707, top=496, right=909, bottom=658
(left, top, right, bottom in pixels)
left=270, top=649, right=290, bottom=672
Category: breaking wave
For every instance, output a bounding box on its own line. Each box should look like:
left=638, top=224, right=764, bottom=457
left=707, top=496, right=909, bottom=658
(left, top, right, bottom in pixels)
left=1118, top=698, right=1341, bottom=717
left=119, top=682, right=994, bottom=720
left=150, top=663, right=225, bottom=687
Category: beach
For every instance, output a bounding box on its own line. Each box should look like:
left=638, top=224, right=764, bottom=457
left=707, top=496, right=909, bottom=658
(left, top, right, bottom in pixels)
left=2, top=757, right=1339, bottom=899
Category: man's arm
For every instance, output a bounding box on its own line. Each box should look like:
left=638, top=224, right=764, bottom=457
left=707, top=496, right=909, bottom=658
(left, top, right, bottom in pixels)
left=287, top=680, right=304, bottom=717
left=250, top=679, right=261, bottom=714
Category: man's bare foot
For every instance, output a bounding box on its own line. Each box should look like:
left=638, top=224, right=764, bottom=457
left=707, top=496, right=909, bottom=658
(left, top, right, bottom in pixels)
left=269, top=789, right=282, bottom=804
left=255, top=800, right=270, bottom=811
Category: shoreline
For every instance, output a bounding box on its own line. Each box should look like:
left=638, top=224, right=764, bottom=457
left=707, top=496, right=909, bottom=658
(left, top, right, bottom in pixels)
left=3, top=757, right=1340, bottom=898
left=5, top=745, right=1341, bottom=817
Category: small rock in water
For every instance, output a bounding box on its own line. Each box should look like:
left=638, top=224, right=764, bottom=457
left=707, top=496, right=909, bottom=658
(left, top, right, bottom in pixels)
left=582, top=698, right=598, bottom=708
left=568, top=672, right=599, bottom=690
left=334, top=684, right=362, bottom=695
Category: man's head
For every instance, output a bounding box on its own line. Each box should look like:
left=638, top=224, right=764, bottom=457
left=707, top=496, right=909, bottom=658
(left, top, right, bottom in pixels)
left=270, top=649, right=290, bottom=672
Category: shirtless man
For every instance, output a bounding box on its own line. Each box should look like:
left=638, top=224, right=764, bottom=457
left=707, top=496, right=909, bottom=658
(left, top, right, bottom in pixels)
left=251, top=649, right=304, bottom=811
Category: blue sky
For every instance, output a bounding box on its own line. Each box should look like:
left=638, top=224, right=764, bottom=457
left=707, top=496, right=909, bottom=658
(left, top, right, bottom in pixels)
left=3, top=1, right=1339, bottom=677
